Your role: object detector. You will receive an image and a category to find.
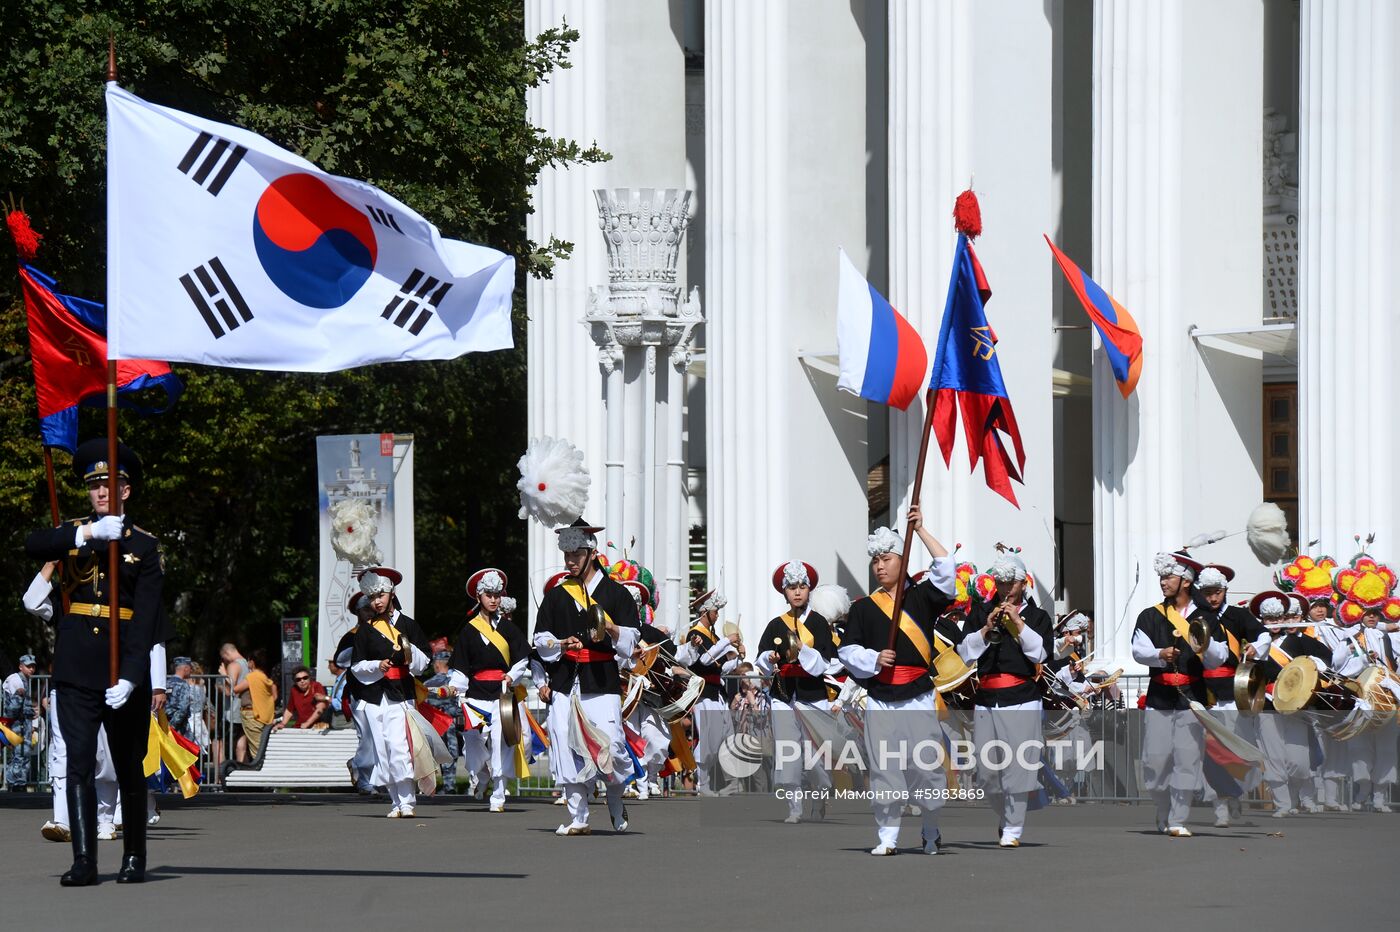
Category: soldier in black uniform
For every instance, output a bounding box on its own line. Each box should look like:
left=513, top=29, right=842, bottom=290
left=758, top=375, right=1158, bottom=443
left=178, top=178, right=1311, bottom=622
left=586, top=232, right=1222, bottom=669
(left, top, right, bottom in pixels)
left=1129, top=551, right=1228, bottom=837
left=24, top=439, right=163, bottom=885
left=837, top=505, right=957, bottom=855
left=531, top=518, right=641, bottom=835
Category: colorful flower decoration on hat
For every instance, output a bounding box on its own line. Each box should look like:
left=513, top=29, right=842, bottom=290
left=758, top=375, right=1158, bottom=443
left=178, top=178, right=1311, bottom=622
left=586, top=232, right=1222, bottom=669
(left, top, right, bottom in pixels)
left=1275, top=554, right=1339, bottom=599
left=609, top=558, right=658, bottom=609
left=951, top=562, right=978, bottom=612
left=972, top=572, right=998, bottom=603
left=1333, top=557, right=1397, bottom=609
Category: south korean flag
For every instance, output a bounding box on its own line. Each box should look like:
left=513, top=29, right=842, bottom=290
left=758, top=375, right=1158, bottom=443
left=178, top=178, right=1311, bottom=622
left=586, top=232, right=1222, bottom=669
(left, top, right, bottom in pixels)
left=105, top=83, right=515, bottom=372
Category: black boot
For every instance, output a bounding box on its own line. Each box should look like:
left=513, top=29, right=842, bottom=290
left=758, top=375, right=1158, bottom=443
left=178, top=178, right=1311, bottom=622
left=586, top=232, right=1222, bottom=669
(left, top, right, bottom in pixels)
left=60, top=783, right=98, bottom=887
left=115, top=792, right=146, bottom=883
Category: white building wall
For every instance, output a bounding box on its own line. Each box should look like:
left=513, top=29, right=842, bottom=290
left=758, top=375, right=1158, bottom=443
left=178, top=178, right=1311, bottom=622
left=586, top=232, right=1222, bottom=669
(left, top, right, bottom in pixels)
left=888, top=0, right=1059, bottom=601
left=1091, top=0, right=1263, bottom=670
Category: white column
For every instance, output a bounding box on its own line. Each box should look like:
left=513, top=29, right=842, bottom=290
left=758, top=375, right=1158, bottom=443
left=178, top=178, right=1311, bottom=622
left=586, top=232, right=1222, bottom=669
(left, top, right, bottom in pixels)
left=603, top=345, right=625, bottom=553
left=666, top=351, right=687, bottom=631
left=1091, top=0, right=1263, bottom=668
left=525, top=0, right=609, bottom=617
left=1298, top=0, right=1400, bottom=558
left=704, top=0, right=789, bottom=641
left=887, top=0, right=975, bottom=558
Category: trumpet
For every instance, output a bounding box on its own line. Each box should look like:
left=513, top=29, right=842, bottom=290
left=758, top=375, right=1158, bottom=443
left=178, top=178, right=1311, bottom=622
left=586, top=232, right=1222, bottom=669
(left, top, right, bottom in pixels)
left=984, top=597, right=1023, bottom=646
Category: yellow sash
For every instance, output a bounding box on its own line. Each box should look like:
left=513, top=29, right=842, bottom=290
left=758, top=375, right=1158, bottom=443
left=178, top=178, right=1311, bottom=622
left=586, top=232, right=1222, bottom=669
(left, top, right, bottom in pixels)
left=1222, top=626, right=1241, bottom=662
left=868, top=590, right=933, bottom=666
left=470, top=615, right=512, bottom=665
left=371, top=617, right=403, bottom=651
left=1153, top=604, right=1199, bottom=654
left=1268, top=644, right=1293, bottom=667
left=562, top=579, right=617, bottom=628
left=784, top=613, right=816, bottom=648
left=688, top=622, right=717, bottom=646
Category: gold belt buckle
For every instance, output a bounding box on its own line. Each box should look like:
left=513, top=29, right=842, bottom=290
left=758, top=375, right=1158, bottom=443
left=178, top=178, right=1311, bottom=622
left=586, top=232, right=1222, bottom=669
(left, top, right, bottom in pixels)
left=89, top=603, right=102, bottom=617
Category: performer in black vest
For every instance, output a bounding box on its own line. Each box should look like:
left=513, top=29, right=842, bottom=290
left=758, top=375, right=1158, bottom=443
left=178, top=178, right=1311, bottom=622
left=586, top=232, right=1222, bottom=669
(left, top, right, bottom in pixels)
left=675, top=586, right=742, bottom=795
left=755, top=560, right=839, bottom=823
left=1194, top=563, right=1272, bottom=826
left=837, top=505, right=957, bottom=856
left=1130, top=551, right=1227, bottom=837
left=959, top=549, right=1053, bottom=847
left=24, top=439, right=163, bottom=885
left=349, top=567, right=430, bottom=817
left=452, top=567, right=528, bottom=812
left=333, top=598, right=375, bottom=793
left=532, top=518, right=641, bottom=835
left=1249, top=592, right=1325, bottom=817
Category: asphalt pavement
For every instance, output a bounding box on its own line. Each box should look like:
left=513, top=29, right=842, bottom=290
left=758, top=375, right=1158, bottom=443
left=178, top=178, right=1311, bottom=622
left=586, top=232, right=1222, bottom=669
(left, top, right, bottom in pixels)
left=1, top=790, right=1394, bottom=930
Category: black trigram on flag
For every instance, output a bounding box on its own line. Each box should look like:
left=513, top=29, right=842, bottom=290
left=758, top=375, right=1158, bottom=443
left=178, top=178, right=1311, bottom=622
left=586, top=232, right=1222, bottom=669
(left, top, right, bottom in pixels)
left=365, top=204, right=404, bottom=233
left=178, top=132, right=247, bottom=196
left=382, top=269, right=452, bottom=336
left=179, top=258, right=253, bottom=338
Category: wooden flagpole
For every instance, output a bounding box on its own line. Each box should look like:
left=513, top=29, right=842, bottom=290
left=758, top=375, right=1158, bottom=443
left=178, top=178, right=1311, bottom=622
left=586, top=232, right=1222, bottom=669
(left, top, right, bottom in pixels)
left=885, top=387, right=938, bottom=651
left=105, top=35, right=121, bottom=687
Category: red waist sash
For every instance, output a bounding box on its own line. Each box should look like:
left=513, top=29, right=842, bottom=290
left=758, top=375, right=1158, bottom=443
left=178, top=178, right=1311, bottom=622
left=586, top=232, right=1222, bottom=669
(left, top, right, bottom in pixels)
left=1152, top=672, right=1199, bottom=686
left=383, top=666, right=405, bottom=680
left=566, top=648, right=615, bottom=663
left=473, top=669, right=506, bottom=682
left=1202, top=666, right=1237, bottom=679
left=980, top=673, right=1030, bottom=690
left=875, top=664, right=927, bottom=685
left=700, top=674, right=722, bottom=685
left=778, top=663, right=814, bottom=678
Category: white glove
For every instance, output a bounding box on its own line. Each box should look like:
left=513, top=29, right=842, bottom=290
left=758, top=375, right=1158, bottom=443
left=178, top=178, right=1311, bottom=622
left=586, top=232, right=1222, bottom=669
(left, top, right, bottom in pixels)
left=89, top=515, right=125, bottom=542
left=105, top=679, right=135, bottom=709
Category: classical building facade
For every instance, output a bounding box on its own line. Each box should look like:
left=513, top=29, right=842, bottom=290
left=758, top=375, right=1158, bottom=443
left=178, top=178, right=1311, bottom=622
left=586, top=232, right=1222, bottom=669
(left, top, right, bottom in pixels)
left=524, top=0, right=1398, bottom=670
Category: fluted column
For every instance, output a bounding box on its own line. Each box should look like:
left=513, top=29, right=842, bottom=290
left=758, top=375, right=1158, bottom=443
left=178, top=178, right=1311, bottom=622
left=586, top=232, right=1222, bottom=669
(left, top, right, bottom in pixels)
left=1298, top=0, right=1400, bottom=558
left=525, top=0, right=610, bottom=613
left=887, top=0, right=975, bottom=557
left=704, top=0, right=789, bottom=638
left=1091, top=0, right=1263, bottom=668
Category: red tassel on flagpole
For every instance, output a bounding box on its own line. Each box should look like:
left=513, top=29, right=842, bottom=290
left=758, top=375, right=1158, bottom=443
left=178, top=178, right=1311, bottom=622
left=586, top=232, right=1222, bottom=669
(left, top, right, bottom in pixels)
left=953, top=189, right=982, bottom=239
left=6, top=210, right=41, bottom=262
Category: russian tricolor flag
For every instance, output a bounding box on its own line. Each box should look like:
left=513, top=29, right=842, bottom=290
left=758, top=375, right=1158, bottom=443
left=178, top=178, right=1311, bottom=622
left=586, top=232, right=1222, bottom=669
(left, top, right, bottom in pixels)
left=1044, top=236, right=1144, bottom=398
left=835, top=249, right=929, bottom=411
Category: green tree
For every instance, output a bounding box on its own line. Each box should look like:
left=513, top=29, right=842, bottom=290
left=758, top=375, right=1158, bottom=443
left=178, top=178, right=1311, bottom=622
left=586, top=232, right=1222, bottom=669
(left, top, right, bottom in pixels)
left=0, top=1, right=605, bottom=670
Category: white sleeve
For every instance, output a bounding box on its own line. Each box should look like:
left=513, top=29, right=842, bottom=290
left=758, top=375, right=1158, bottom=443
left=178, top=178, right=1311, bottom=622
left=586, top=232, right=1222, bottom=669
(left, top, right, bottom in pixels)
left=1016, top=622, right=1046, bottom=663
left=1306, top=655, right=1328, bottom=672
left=149, top=643, right=167, bottom=691
left=22, top=573, right=54, bottom=621
left=923, top=556, right=957, bottom=597
left=958, top=629, right=988, bottom=664
left=719, top=655, right=741, bottom=675
left=75, top=526, right=85, bottom=549
left=352, top=660, right=385, bottom=684
left=674, top=642, right=700, bottom=666
left=407, top=643, right=429, bottom=676
left=754, top=648, right=778, bottom=676
left=796, top=644, right=826, bottom=677
left=533, top=631, right=563, bottom=662
left=506, top=657, right=529, bottom=683
left=702, top=639, right=736, bottom=664
left=837, top=643, right=881, bottom=679
left=446, top=670, right=471, bottom=693
left=1249, top=630, right=1272, bottom=657
left=1053, top=636, right=1074, bottom=661
left=528, top=658, right=548, bottom=684
left=836, top=676, right=865, bottom=704
left=1132, top=629, right=1166, bottom=668
left=612, top=625, right=639, bottom=660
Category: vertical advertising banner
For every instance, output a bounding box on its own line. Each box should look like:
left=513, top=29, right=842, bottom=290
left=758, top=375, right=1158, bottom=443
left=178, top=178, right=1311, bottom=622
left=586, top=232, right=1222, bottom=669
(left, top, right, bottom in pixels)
left=316, top=433, right=415, bottom=682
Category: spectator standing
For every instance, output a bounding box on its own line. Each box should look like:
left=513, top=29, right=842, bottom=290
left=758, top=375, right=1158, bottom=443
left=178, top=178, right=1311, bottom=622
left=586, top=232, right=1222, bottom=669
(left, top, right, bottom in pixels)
left=163, top=658, right=195, bottom=740
left=3, top=654, right=38, bottom=789
left=236, top=649, right=277, bottom=757
left=218, top=644, right=251, bottom=762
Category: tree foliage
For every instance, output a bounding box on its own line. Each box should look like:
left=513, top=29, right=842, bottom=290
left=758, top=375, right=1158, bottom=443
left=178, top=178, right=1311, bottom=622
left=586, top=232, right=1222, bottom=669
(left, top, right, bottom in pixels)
left=0, top=1, right=605, bottom=670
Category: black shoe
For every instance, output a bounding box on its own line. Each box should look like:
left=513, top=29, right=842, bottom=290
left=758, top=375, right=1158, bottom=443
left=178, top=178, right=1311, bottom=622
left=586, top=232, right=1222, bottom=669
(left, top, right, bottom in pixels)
left=115, top=854, right=146, bottom=884
left=60, top=859, right=99, bottom=887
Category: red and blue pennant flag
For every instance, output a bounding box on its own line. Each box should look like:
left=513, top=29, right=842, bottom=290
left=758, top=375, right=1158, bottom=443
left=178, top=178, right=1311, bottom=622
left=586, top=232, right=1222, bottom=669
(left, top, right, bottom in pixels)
left=9, top=212, right=181, bottom=454
left=1043, top=236, right=1143, bottom=398
left=835, top=248, right=929, bottom=411
left=930, top=192, right=1026, bottom=507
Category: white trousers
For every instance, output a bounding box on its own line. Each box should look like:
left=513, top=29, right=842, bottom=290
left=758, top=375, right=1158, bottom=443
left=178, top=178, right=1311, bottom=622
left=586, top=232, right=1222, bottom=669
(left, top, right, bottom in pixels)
left=463, top=697, right=508, bottom=805
left=359, top=697, right=415, bottom=808
left=48, top=690, right=118, bottom=829
left=1143, top=709, right=1203, bottom=828
left=864, top=693, right=946, bottom=849
left=770, top=698, right=835, bottom=813
left=692, top=696, right=733, bottom=792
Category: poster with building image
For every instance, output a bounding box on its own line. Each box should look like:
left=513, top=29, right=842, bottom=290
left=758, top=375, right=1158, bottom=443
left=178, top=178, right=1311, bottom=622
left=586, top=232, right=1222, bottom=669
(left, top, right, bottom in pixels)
left=315, top=433, right=415, bottom=684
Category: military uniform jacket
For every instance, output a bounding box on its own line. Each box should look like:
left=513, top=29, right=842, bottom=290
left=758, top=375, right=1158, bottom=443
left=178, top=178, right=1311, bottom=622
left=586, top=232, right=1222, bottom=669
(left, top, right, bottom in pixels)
left=759, top=610, right=836, bottom=703
left=351, top=613, right=430, bottom=704
left=451, top=612, right=528, bottom=700
left=842, top=578, right=954, bottom=703
left=534, top=574, right=638, bottom=696
left=962, top=597, right=1054, bottom=707
left=25, top=514, right=164, bottom=691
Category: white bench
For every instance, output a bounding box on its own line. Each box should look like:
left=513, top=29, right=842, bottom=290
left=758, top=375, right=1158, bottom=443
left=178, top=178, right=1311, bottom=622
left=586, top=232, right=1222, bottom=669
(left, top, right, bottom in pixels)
left=223, top=727, right=359, bottom=790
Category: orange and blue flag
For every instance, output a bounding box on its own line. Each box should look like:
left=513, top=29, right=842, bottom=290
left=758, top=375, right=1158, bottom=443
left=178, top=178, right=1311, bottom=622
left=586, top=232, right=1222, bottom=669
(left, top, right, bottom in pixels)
left=1044, top=236, right=1143, bottom=398
left=930, top=231, right=1026, bottom=507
